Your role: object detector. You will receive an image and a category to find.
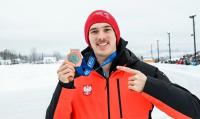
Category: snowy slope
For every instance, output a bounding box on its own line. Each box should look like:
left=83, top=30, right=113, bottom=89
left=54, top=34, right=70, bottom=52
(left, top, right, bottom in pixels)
left=153, top=63, right=200, bottom=98
left=0, top=63, right=199, bottom=119
left=152, top=63, right=200, bottom=119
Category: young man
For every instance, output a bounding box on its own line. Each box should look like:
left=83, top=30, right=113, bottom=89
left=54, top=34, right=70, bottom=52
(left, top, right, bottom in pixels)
left=46, top=10, right=200, bottom=119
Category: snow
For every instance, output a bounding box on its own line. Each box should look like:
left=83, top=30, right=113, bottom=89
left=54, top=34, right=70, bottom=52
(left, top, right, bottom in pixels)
left=0, top=63, right=199, bottom=119
left=0, top=64, right=58, bottom=119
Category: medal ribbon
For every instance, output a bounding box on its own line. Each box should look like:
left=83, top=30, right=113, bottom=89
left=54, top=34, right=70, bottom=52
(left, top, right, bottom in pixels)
left=75, top=51, right=117, bottom=76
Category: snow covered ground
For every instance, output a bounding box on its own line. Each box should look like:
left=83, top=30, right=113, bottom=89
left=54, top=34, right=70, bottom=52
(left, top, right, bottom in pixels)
left=0, top=63, right=199, bottom=119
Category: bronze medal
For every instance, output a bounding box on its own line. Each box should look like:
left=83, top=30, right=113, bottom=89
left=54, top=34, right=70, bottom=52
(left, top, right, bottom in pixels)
left=67, top=49, right=82, bottom=67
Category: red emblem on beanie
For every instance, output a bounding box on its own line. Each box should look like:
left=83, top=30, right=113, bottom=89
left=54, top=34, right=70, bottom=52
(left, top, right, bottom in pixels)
left=84, top=10, right=121, bottom=46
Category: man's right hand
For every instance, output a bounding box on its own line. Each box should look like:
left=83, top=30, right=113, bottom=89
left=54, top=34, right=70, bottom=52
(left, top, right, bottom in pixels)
left=57, top=60, right=76, bottom=83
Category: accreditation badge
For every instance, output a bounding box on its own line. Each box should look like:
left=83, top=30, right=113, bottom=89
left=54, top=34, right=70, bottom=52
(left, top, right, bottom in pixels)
left=67, top=49, right=82, bottom=67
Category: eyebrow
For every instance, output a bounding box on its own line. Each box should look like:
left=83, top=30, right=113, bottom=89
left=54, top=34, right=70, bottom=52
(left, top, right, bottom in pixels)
left=89, top=25, right=112, bottom=31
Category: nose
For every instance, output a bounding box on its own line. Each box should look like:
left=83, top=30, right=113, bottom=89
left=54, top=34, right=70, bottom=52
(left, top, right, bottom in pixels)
left=97, top=30, right=106, bottom=41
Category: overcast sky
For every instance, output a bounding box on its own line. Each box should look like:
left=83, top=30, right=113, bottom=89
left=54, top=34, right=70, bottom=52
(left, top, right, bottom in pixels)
left=0, top=0, right=200, bottom=58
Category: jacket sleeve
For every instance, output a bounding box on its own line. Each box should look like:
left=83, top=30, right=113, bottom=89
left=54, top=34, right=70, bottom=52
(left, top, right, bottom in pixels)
left=45, top=81, right=75, bottom=119
left=142, top=68, right=200, bottom=119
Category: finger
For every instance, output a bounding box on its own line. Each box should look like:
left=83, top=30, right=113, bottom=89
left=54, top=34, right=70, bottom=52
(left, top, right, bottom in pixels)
left=64, top=72, right=75, bottom=80
left=63, top=60, right=76, bottom=66
left=57, top=65, right=69, bottom=74
left=128, top=85, right=137, bottom=91
left=58, top=61, right=70, bottom=73
left=64, top=63, right=76, bottom=72
left=58, top=63, right=75, bottom=73
left=58, top=69, right=75, bottom=79
left=117, top=66, right=138, bottom=74
left=59, top=72, right=75, bottom=83
left=68, top=76, right=74, bottom=82
left=62, top=68, right=75, bottom=75
left=128, top=80, right=135, bottom=86
left=128, top=76, right=136, bottom=81
left=58, top=71, right=63, bottom=78
left=64, top=60, right=76, bottom=67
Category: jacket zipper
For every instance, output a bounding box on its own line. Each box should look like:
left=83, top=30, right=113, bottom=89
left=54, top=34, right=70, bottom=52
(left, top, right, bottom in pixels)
left=117, top=79, right=123, bottom=118
left=106, top=78, right=111, bottom=119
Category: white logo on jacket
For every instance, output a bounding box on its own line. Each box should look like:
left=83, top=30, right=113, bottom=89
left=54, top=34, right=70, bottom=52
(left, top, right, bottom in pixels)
left=83, top=85, right=92, bottom=96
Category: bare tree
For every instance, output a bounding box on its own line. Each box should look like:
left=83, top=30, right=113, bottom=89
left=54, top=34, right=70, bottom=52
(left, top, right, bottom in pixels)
left=53, top=51, right=62, bottom=61
left=30, top=48, right=37, bottom=64
left=0, top=49, right=18, bottom=60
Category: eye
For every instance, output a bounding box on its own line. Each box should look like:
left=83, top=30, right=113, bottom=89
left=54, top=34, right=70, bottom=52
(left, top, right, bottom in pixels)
left=90, top=29, right=98, bottom=34
left=104, top=28, right=112, bottom=32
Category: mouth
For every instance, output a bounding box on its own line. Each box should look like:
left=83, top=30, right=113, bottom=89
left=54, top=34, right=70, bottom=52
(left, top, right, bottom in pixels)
left=96, top=42, right=109, bottom=50
left=97, top=42, right=109, bottom=46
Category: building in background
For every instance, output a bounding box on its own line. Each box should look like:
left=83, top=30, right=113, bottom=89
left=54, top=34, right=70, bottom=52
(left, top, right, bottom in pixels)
left=43, top=57, right=56, bottom=64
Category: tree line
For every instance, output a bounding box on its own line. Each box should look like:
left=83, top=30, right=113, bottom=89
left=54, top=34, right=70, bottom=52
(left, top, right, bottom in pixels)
left=0, top=48, right=63, bottom=64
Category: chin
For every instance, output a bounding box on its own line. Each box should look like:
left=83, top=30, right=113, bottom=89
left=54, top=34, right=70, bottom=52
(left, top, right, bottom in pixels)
left=96, top=51, right=111, bottom=57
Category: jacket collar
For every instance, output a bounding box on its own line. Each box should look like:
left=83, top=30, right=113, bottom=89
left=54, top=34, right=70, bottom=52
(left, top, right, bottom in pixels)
left=81, top=38, right=139, bottom=74
left=111, top=38, right=139, bottom=70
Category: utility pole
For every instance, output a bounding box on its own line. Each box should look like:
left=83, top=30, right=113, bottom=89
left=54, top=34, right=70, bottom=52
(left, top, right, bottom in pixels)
left=157, top=40, right=160, bottom=62
left=189, top=14, right=197, bottom=64
left=167, top=32, right=172, bottom=61
left=151, top=44, right=153, bottom=60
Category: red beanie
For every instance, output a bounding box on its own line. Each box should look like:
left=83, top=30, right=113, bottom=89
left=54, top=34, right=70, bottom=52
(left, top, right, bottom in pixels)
left=84, top=10, right=120, bottom=46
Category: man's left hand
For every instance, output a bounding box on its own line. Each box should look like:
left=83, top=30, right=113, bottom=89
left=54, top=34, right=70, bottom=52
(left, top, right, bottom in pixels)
left=117, top=66, right=147, bottom=92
